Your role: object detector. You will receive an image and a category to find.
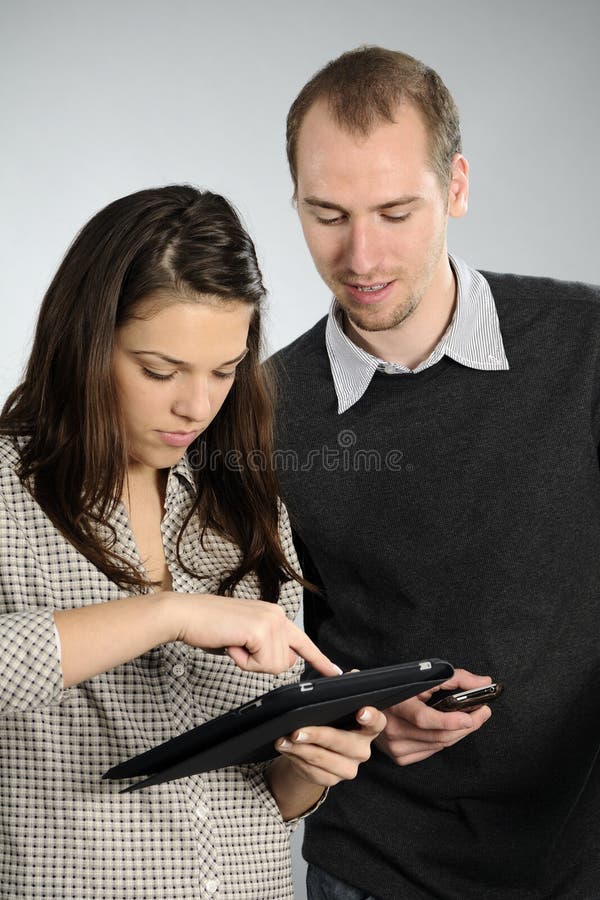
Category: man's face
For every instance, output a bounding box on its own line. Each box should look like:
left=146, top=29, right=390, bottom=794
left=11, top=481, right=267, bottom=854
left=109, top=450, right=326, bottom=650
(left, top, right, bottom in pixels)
left=295, top=100, right=467, bottom=333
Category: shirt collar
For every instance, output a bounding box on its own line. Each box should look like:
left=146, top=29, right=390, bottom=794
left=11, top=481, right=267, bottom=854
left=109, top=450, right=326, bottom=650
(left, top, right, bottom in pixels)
left=325, top=254, right=510, bottom=414
left=164, top=451, right=197, bottom=508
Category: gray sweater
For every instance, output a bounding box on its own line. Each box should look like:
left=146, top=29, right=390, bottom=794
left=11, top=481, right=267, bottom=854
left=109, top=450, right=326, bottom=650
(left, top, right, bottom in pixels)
left=272, top=271, right=600, bottom=899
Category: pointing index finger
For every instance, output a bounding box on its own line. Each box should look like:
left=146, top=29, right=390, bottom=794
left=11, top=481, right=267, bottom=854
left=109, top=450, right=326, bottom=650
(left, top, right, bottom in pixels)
left=290, top=630, right=342, bottom=677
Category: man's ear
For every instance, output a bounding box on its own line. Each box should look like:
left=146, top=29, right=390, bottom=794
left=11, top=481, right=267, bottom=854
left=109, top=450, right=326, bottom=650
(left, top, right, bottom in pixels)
left=447, top=153, right=469, bottom=219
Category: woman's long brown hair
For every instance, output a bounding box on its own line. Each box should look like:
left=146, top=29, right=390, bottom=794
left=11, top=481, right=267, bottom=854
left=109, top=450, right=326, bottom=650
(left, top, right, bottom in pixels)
left=0, top=185, right=299, bottom=602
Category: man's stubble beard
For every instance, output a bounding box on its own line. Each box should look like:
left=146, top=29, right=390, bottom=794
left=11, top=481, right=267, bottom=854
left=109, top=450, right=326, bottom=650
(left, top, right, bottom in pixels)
left=342, top=290, right=421, bottom=333
left=337, top=228, right=448, bottom=334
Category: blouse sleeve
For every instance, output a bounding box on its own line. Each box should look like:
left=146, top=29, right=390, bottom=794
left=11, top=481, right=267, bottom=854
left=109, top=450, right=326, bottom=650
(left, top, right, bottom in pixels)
left=239, top=761, right=329, bottom=832
left=0, top=494, right=63, bottom=713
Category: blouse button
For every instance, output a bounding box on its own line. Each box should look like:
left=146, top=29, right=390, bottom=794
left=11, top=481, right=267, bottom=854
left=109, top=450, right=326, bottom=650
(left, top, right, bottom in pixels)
left=172, top=663, right=185, bottom=677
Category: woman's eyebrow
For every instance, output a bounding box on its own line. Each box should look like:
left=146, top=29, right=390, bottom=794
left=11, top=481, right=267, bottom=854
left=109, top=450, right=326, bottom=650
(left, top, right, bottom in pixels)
left=132, top=347, right=249, bottom=366
left=220, top=348, right=249, bottom=366
left=132, top=350, right=185, bottom=365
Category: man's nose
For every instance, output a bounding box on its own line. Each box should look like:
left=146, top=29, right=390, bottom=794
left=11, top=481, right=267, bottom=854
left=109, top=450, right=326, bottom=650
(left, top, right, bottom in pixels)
left=343, top=220, right=384, bottom=277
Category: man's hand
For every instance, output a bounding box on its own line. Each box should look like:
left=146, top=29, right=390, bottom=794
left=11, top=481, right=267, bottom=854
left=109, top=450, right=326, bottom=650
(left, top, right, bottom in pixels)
left=376, top=669, right=493, bottom=766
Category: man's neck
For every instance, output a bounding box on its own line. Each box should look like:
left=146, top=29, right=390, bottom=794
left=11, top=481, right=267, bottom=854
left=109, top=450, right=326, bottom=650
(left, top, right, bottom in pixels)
left=343, top=257, right=457, bottom=370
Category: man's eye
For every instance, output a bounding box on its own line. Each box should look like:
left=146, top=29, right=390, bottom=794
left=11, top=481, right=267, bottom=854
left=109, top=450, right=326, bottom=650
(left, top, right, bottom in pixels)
left=315, top=213, right=346, bottom=225
left=383, top=213, right=411, bottom=223
left=316, top=214, right=345, bottom=225
left=142, top=367, right=176, bottom=381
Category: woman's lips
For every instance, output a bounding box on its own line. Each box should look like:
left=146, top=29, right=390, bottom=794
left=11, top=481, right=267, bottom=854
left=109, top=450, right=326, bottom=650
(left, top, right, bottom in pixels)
left=156, top=430, right=199, bottom=448
left=344, top=280, right=395, bottom=304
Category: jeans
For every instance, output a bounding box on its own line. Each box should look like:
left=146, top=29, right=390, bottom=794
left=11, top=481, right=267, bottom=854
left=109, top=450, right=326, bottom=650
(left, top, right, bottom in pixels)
left=306, top=863, right=379, bottom=900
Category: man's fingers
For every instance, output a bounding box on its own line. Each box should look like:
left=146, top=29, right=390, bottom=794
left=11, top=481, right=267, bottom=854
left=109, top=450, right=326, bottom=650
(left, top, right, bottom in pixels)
left=415, top=670, right=492, bottom=704
left=402, top=703, right=492, bottom=737
left=378, top=705, right=493, bottom=761
left=395, top=748, right=442, bottom=766
left=386, top=697, right=473, bottom=732
left=436, top=669, right=493, bottom=691
left=464, top=703, right=493, bottom=730
left=412, top=705, right=475, bottom=731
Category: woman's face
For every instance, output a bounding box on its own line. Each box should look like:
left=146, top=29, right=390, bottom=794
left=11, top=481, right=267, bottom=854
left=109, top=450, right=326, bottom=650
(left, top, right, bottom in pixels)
left=113, top=294, right=252, bottom=477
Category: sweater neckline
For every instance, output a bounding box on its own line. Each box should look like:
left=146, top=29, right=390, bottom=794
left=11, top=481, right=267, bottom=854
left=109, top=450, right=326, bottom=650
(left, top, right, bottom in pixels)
left=370, top=355, right=454, bottom=389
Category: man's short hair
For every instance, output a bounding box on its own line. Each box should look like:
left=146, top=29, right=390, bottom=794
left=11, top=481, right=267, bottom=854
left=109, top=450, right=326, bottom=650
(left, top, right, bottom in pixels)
left=286, top=45, right=462, bottom=195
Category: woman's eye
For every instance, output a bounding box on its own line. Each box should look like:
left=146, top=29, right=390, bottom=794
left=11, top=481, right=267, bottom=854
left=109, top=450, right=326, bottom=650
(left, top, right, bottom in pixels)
left=213, top=370, right=236, bottom=381
left=142, top=367, right=176, bottom=382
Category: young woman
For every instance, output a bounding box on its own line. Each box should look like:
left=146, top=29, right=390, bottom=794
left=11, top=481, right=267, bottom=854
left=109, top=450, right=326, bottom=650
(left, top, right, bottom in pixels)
left=0, top=185, right=385, bottom=900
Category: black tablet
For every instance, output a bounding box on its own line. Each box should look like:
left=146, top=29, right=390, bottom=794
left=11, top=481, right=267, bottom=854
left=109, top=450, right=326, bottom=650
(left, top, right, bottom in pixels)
left=104, top=658, right=453, bottom=792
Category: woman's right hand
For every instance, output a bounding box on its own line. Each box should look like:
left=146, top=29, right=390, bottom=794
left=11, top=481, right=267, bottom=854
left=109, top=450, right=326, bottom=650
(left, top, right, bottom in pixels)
left=55, top=590, right=340, bottom=689
left=168, top=592, right=341, bottom=677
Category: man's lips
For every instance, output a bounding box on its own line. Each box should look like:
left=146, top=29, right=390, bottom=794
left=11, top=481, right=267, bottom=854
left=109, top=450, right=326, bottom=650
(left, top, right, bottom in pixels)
left=344, top=280, right=395, bottom=304
left=156, top=430, right=199, bottom=448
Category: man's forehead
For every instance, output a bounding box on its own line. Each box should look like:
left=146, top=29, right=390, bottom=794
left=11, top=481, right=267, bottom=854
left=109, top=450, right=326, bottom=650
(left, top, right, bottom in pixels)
left=295, top=99, right=433, bottom=195
left=298, top=96, right=423, bottom=143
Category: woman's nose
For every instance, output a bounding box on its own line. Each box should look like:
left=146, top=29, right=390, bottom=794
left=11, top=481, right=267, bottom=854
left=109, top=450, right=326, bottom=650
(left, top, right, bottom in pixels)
left=172, top=379, right=211, bottom=423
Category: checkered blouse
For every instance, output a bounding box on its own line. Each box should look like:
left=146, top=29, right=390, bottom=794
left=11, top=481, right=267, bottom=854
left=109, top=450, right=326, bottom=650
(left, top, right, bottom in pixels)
left=0, top=434, right=308, bottom=900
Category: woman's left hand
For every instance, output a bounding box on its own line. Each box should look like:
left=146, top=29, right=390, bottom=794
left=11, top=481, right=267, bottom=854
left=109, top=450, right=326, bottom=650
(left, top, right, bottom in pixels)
left=275, top=706, right=386, bottom=785
left=266, top=707, right=386, bottom=819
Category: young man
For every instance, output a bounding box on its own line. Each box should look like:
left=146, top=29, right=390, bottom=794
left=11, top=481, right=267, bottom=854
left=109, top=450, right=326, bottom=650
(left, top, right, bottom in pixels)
left=271, top=46, right=600, bottom=899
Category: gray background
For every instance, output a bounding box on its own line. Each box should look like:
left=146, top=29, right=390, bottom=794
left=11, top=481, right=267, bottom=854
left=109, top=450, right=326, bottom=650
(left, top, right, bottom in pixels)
left=1, top=1, right=599, bottom=896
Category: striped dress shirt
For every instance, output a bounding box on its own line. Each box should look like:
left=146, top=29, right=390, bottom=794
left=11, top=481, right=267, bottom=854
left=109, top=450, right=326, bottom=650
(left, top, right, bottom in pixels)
left=325, top=255, right=510, bottom=413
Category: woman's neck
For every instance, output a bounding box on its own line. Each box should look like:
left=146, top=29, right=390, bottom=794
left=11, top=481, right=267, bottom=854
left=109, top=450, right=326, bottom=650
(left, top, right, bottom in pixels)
left=121, top=465, right=172, bottom=590
left=122, top=465, right=168, bottom=517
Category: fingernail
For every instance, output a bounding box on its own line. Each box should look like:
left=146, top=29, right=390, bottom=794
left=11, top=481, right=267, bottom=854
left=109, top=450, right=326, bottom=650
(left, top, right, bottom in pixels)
left=358, top=709, right=371, bottom=723
left=333, top=665, right=343, bottom=674
left=277, top=738, right=292, bottom=750
left=293, top=731, right=308, bottom=742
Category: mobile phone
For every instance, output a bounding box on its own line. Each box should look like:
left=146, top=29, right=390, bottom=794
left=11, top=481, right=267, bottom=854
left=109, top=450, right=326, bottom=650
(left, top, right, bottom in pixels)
left=428, top=682, right=504, bottom=712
